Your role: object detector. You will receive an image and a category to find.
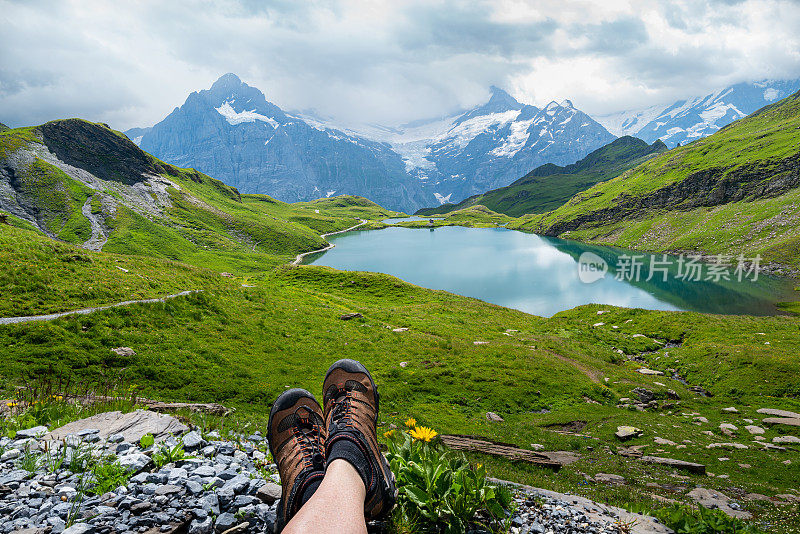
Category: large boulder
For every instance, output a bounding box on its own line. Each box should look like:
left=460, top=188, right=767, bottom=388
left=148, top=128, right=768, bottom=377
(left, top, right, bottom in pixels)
left=46, top=410, right=188, bottom=443
left=631, top=388, right=655, bottom=403
left=615, top=426, right=643, bottom=441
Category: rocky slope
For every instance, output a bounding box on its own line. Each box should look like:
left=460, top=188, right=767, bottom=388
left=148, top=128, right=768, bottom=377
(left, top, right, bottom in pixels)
left=595, top=78, right=800, bottom=148
left=416, top=136, right=667, bottom=217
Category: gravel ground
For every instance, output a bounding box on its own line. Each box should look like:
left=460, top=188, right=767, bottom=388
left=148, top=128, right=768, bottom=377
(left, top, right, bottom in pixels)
left=0, top=424, right=672, bottom=534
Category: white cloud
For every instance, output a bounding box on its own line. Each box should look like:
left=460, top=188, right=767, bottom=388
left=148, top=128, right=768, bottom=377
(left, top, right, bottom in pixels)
left=0, top=0, right=798, bottom=130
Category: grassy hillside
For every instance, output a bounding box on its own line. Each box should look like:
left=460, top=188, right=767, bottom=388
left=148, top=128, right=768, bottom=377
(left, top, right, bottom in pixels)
left=0, top=119, right=399, bottom=274
left=1, top=227, right=799, bottom=531
left=417, top=137, right=667, bottom=217
left=1, top=117, right=799, bottom=531
left=511, top=90, right=800, bottom=272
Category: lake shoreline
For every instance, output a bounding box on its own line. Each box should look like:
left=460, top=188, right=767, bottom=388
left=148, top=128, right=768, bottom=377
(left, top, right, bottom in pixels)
left=300, top=224, right=796, bottom=317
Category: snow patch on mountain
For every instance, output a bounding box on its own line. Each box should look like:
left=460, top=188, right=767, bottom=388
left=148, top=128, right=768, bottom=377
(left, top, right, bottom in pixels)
left=433, top=192, right=452, bottom=204
left=490, top=118, right=535, bottom=157
left=442, top=110, right=521, bottom=151
left=215, top=101, right=279, bottom=128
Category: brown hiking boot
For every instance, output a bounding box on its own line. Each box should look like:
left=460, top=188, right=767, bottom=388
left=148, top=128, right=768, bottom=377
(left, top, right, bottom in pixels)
left=323, top=359, right=397, bottom=520
left=267, top=388, right=326, bottom=533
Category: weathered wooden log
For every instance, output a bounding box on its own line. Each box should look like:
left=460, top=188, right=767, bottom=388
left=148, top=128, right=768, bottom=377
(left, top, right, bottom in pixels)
left=439, top=434, right=567, bottom=470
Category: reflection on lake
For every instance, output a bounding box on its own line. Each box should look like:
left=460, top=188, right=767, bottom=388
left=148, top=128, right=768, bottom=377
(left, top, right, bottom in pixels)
left=302, top=226, right=797, bottom=317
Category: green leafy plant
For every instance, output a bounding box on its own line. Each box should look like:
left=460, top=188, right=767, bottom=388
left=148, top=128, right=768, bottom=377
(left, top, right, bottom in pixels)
left=385, top=424, right=513, bottom=533
left=16, top=444, right=41, bottom=473
left=629, top=503, right=765, bottom=534
left=67, top=441, right=96, bottom=473
left=139, top=433, right=155, bottom=449
left=152, top=438, right=191, bottom=469
left=89, top=457, right=131, bottom=495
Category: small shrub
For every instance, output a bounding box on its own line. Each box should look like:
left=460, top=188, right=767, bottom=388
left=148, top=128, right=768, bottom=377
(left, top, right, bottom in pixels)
left=152, top=439, right=191, bottom=468
left=89, top=458, right=130, bottom=495
left=385, top=423, right=513, bottom=533
left=16, top=445, right=41, bottom=473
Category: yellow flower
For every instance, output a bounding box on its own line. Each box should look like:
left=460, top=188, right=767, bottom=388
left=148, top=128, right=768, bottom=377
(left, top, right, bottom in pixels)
left=383, top=429, right=396, bottom=438
left=410, top=426, right=437, bottom=442
left=404, top=417, right=417, bottom=428
left=6, top=402, right=17, bottom=407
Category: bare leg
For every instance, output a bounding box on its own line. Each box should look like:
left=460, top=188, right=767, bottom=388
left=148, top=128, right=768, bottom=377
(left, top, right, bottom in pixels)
left=283, top=459, right=368, bottom=534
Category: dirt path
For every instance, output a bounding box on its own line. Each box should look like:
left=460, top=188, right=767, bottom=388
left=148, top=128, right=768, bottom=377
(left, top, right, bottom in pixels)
left=0, top=290, right=200, bottom=326
left=291, top=219, right=368, bottom=265
left=545, top=349, right=603, bottom=384
left=81, top=196, right=108, bottom=251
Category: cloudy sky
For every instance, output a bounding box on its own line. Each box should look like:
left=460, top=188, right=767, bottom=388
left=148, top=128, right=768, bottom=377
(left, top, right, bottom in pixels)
left=1, top=0, right=799, bottom=130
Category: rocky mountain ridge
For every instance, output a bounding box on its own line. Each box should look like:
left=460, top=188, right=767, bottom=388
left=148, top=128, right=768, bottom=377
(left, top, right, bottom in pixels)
left=130, top=76, right=615, bottom=211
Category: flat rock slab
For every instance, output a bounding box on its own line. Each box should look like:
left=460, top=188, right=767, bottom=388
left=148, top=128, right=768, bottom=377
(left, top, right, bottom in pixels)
left=763, top=417, right=800, bottom=427
left=757, top=408, right=800, bottom=418
left=615, top=426, right=643, bottom=440
left=637, top=368, right=664, bottom=375
left=764, top=417, right=800, bottom=426
left=46, top=410, right=188, bottom=443
left=688, top=488, right=751, bottom=519
left=641, top=455, right=706, bottom=475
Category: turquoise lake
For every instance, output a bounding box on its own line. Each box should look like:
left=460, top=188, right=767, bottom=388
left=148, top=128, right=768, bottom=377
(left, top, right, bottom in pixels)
left=302, top=226, right=797, bottom=317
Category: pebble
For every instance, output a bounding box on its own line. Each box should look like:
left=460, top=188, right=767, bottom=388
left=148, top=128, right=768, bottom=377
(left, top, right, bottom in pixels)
left=0, top=426, right=278, bottom=534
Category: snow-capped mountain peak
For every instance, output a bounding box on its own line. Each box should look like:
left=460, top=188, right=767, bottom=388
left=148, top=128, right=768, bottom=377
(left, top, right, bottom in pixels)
left=594, top=78, right=800, bottom=146
left=132, top=74, right=428, bottom=212
left=454, top=86, right=523, bottom=125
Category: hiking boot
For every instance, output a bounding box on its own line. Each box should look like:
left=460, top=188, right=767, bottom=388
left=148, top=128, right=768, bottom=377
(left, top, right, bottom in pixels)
left=323, top=359, right=397, bottom=520
left=267, top=388, right=327, bottom=532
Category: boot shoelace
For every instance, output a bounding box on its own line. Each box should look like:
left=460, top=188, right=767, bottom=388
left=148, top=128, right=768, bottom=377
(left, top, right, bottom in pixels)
left=329, top=387, right=355, bottom=429
left=292, top=407, right=324, bottom=468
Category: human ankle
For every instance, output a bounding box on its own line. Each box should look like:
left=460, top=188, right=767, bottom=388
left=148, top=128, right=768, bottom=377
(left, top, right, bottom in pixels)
left=327, top=437, right=373, bottom=491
